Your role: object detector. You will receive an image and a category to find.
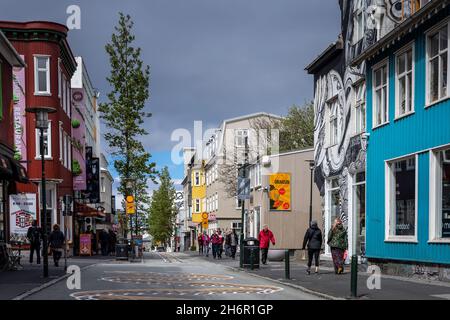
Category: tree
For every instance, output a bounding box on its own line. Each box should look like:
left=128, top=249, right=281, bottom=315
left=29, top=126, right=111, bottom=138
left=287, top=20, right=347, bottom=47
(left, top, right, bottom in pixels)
left=148, top=167, right=177, bottom=246
left=279, top=102, right=314, bottom=152
left=99, top=13, right=157, bottom=217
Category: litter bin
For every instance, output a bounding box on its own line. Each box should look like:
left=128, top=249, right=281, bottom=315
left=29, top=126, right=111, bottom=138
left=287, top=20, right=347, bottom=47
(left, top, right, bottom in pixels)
left=242, top=237, right=260, bottom=269
left=116, top=243, right=128, bottom=260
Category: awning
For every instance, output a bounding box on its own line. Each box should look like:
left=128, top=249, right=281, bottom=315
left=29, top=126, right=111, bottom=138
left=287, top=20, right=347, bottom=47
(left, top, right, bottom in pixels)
left=75, top=203, right=106, bottom=218
left=10, top=159, right=28, bottom=183
left=0, top=153, right=13, bottom=178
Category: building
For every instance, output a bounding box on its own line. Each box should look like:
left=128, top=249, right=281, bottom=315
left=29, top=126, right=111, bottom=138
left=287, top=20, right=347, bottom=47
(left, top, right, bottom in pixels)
left=247, top=149, right=322, bottom=252
left=98, top=153, right=114, bottom=231
left=0, top=21, right=77, bottom=240
left=181, top=147, right=195, bottom=250
left=352, top=0, right=450, bottom=278
left=0, top=30, right=27, bottom=242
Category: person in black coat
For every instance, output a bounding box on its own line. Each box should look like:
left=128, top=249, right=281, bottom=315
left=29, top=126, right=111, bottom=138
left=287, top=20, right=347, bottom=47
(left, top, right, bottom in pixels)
left=27, top=220, right=42, bottom=264
left=302, top=220, right=323, bottom=274
left=49, top=224, right=65, bottom=267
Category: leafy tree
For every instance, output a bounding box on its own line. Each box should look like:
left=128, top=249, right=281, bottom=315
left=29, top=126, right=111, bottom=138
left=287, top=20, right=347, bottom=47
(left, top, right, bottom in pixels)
left=279, top=102, right=314, bottom=151
left=99, top=13, right=157, bottom=221
left=148, top=167, right=176, bottom=245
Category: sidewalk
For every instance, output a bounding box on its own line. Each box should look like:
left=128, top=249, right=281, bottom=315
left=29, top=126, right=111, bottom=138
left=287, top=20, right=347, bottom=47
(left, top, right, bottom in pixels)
left=183, top=251, right=450, bottom=300
left=0, top=252, right=114, bottom=300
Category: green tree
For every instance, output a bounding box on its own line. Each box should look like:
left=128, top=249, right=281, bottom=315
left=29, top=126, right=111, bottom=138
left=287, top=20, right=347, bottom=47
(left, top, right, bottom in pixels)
left=148, top=167, right=176, bottom=245
left=279, top=102, right=314, bottom=152
left=99, top=13, right=157, bottom=219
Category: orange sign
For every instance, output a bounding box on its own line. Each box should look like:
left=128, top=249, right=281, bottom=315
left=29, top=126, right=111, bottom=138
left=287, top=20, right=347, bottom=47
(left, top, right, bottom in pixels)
left=79, top=234, right=91, bottom=256
left=269, top=173, right=291, bottom=211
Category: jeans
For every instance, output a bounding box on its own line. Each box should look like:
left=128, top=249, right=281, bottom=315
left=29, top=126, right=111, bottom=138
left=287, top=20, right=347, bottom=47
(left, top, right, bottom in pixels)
left=212, top=244, right=219, bottom=258
left=52, top=248, right=62, bottom=266
left=261, top=248, right=269, bottom=264
left=230, top=245, right=237, bottom=259
left=198, top=245, right=203, bottom=255
left=204, top=244, right=210, bottom=256
left=29, top=242, right=41, bottom=264
left=307, top=249, right=321, bottom=268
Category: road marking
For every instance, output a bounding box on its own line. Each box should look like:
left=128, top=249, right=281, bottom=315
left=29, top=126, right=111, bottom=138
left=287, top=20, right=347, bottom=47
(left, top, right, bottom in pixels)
left=431, top=294, right=450, bottom=300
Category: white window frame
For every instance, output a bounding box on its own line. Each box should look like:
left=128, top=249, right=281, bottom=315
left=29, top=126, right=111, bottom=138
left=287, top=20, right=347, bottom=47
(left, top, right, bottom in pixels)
left=194, top=171, right=200, bottom=186
left=328, top=99, right=339, bottom=146
left=202, top=198, right=206, bottom=213
left=354, top=83, right=366, bottom=134
left=63, top=132, right=68, bottom=168
left=425, top=20, right=450, bottom=107
left=395, top=42, right=415, bottom=119
left=372, top=58, right=390, bottom=128
left=68, top=134, right=71, bottom=170
left=34, top=55, right=51, bottom=96
left=235, top=129, right=248, bottom=148
left=385, top=154, right=418, bottom=243
left=58, top=59, right=61, bottom=98
left=353, top=6, right=364, bottom=44
left=215, top=193, right=218, bottom=211
left=35, top=121, right=52, bottom=159
left=59, top=122, right=63, bottom=162
left=195, top=199, right=200, bottom=213
left=429, top=144, right=450, bottom=243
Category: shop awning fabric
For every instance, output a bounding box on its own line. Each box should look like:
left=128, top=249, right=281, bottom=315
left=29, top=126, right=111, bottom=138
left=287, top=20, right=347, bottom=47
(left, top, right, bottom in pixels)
left=0, top=153, right=28, bottom=183
left=75, top=203, right=105, bottom=218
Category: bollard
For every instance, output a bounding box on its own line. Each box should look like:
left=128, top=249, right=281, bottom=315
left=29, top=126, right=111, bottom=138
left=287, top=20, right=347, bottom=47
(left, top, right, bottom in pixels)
left=285, top=249, right=290, bottom=279
left=250, top=249, right=254, bottom=270
left=350, top=254, right=358, bottom=297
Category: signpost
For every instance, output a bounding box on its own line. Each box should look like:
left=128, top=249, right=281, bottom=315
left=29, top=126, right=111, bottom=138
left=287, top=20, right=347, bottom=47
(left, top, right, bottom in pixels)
left=126, top=195, right=135, bottom=215
left=201, top=212, right=208, bottom=230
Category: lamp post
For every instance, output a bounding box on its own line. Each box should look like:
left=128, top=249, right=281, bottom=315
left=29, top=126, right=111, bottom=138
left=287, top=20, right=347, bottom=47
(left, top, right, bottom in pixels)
left=26, top=106, right=56, bottom=278
left=239, top=136, right=249, bottom=268
left=305, top=160, right=315, bottom=225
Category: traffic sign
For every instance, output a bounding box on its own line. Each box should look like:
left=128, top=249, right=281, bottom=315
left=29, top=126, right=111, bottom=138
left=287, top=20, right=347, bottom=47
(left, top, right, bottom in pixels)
left=126, top=201, right=135, bottom=215
left=126, top=195, right=134, bottom=203
left=202, top=220, right=208, bottom=229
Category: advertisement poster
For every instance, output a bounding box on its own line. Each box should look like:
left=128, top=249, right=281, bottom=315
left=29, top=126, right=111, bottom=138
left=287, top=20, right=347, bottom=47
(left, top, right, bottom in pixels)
left=9, top=193, right=36, bottom=241
left=269, top=173, right=291, bottom=211
left=72, top=89, right=87, bottom=190
left=12, top=56, right=27, bottom=168
left=79, top=234, right=91, bottom=255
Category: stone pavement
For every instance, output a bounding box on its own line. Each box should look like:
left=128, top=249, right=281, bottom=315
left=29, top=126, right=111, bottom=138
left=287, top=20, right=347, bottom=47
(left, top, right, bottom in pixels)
left=183, top=250, right=450, bottom=300
left=0, top=251, right=115, bottom=300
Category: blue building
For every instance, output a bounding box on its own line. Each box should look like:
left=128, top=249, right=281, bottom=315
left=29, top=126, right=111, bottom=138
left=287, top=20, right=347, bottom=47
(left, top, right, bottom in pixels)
left=353, top=0, right=450, bottom=278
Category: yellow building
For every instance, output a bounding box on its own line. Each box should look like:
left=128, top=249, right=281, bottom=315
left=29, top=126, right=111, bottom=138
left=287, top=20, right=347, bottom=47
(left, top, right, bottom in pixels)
left=191, top=161, right=206, bottom=226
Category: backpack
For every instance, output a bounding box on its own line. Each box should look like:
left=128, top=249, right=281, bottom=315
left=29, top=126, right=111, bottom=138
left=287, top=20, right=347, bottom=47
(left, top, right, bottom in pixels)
left=28, top=227, right=41, bottom=243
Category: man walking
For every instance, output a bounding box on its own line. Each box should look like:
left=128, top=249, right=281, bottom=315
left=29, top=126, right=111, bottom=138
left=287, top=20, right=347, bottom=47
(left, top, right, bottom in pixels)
left=258, top=224, right=275, bottom=265
left=226, top=229, right=239, bottom=259
left=302, top=220, right=323, bottom=274
left=27, top=220, right=42, bottom=264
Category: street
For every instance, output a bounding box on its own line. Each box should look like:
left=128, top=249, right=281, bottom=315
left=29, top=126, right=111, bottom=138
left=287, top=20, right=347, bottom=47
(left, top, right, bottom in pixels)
left=23, top=252, right=321, bottom=300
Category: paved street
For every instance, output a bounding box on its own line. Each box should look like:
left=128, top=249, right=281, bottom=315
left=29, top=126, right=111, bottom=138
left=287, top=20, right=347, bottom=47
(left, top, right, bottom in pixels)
left=22, top=252, right=321, bottom=300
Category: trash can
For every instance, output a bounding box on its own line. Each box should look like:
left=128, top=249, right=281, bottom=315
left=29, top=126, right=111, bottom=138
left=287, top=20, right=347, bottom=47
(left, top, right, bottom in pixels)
left=242, top=237, right=260, bottom=269
left=116, top=243, right=128, bottom=260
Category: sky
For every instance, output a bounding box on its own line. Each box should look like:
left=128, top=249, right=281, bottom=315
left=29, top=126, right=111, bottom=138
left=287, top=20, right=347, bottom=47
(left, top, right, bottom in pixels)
left=1, top=0, right=340, bottom=205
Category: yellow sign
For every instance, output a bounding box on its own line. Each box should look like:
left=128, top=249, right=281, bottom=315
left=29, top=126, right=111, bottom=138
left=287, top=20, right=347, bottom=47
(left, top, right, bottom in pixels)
left=126, top=195, right=134, bottom=203
left=269, top=173, right=291, bottom=211
left=126, top=201, right=135, bottom=215
left=192, top=213, right=203, bottom=223
left=202, top=220, right=208, bottom=229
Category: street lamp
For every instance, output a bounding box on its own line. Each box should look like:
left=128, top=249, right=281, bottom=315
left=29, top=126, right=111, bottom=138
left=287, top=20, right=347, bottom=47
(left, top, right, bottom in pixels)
left=26, top=106, right=56, bottom=278
left=305, top=160, right=315, bottom=225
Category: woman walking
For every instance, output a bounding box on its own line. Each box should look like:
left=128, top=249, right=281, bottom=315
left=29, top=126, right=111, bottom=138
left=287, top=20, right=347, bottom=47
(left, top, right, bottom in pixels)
left=327, top=218, right=348, bottom=274
left=49, top=224, right=65, bottom=267
left=197, top=232, right=204, bottom=255
left=302, top=220, right=323, bottom=274
left=202, top=231, right=210, bottom=257
left=211, top=230, right=220, bottom=259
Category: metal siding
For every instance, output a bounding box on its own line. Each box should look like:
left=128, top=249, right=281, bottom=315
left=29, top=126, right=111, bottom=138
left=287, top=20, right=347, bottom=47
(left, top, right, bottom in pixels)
left=366, top=22, right=450, bottom=264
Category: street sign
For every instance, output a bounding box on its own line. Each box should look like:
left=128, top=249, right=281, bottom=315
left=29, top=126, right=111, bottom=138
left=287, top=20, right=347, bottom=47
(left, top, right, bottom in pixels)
left=126, top=195, right=134, bottom=203
left=126, top=200, right=135, bottom=215
left=202, top=212, right=208, bottom=229
left=237, top=177, right=250, bottom=200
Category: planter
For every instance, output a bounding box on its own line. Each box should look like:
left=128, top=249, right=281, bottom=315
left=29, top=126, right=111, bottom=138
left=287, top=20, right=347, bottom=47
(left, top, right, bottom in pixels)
left=71, top=119, right=81, bottom=129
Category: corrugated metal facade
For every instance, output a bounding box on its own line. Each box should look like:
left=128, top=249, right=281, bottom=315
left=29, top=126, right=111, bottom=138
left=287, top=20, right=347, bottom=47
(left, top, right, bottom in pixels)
left=366, top=10, right=450, bottom=265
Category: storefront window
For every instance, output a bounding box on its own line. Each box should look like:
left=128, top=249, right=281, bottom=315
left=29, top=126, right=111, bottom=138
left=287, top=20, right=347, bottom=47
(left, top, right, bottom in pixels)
left=388, top=157, right=416, bottom=237
left=353, top=172, right=366, bottom=256
left=328, top=178, right=341, bottom=228
left=439, top=149, right=450, bottom=238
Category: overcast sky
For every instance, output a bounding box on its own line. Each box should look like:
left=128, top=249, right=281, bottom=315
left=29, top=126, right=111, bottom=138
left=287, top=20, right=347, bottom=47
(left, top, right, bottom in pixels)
left=1, top=0, right=340, bottom=202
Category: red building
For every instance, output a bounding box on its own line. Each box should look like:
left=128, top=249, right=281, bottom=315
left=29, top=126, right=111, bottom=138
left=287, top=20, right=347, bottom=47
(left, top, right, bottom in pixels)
left=0, top=30, right=26, bottom=243
left=0, top=21, right=77, bottom=236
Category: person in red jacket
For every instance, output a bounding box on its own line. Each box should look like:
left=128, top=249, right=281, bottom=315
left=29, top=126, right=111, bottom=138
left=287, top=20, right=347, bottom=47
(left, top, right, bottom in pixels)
left=258, top=224, right=276, bottom=265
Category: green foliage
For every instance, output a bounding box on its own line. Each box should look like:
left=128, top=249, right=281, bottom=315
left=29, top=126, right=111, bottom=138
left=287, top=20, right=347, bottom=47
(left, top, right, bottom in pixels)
left=279, top=102, right=315, bottom=152
left=72, top=160, right=82, bottom=176
left=71, top=119, right=80, bottom=128
left=148, top=167, right=177, bottom=244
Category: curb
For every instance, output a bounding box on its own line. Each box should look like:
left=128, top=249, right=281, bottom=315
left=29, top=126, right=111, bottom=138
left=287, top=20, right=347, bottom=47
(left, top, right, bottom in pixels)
left=12, top=262, right=99, bottom=300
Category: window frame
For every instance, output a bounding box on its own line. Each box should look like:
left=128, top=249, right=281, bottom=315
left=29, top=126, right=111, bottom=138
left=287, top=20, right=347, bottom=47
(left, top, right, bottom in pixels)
left=372, top=58, right=390, bottom=128
left=34, top=55, right=51, bottom=96
left=395, top=42, right=415, bottom=119
left=425, top=19, right=450, bottom=107
left=385, top=154, right=419, bottom=243
left=354, top=82, right=366, bottom=134
left=235, top=129, right=248, bottom=148
left=429, top=144, right=450, bottom=243
left=35, top=121, right=52, bottom=160
left=353, top=6, right=364, bottom=45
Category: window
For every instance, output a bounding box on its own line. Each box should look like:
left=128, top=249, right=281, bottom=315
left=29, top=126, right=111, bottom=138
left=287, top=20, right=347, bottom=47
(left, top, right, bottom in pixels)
left=58, top=59, right=61, bottom=98
left=194, top=172, right=200, bottom=186
left=427, top=23, right=449, bottom=104
left=373, top=60, right=389, bottom=127
left=355, top=83, right=366, bottom=134
left=101, top=177, right=105, bottom=193
left=68, top=135, right=71, bottom=170
left=235, top=129, right=248, bottom=148
left=34, top=56, right=50, bottom=95
left=63, top=133, right=68, bottom=168
left=202, top=198, right=206, bottom=213
left=35, top=122, right=52, bottom=159
left=352, top=172, right=366, bottom=256
left=195, top=199, right=200, bottom=213
left=329, top=100, right=338, bottom=145
left=59, top=122, right=63, bottom=162
left=67, top=80, right=71, bottom=117
left=255, top=163, right=261, bottom=187
left=396, top=45, right=414, bottom=117
left=430, top=147, right=450, bottom=240
left=215, top=193, right=218, bottom=211
left=386, top=156, right=417, bottom=240
left=62, top=74, right=67, bottom=113
left=353, top=6, right=364, bottom=44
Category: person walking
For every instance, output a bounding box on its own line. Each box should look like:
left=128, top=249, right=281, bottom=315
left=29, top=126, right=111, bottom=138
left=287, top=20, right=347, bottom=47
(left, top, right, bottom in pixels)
left=108, top=229, right=117, bottom=256
left=226, top=229, right=239, bottom=259
left=202, top=231, right=210, bottom=257
left=48, top=224, right=65, bottom=267
left=258, top=224, right=276, bottom=265
left=211, top=230, right=220, bottom=259
left=217, top=230, right=224, bottom=259
left=197, top=232, right=204, bottom=255
left=27, top=220, right=42, bottom=264
left=100, top=229, right=110, bottom=256
left=327, top=218, right=348, bottom=274
left=302, top=220, right=323, bottom=274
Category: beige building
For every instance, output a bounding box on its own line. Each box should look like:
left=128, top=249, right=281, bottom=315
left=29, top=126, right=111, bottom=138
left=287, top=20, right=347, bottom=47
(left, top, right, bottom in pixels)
left=247, top=148, right=322, bottom=249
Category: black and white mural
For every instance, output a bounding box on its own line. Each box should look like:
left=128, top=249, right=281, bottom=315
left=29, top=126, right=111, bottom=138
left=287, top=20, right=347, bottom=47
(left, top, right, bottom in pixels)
left=312, top=0, right=411, bottom=232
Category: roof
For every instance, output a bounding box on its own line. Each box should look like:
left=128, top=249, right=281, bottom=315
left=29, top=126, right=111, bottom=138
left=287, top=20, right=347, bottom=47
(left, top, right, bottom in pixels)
left=305, top=36, right=343, bottom=74
left=351, top=0, right=449, bottom=66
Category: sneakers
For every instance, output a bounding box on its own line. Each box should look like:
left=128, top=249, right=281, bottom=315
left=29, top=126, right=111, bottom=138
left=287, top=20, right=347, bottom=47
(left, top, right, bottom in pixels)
left=306, top=268, right=311, bottom=275
left=315, top=267, right=319, bottom=274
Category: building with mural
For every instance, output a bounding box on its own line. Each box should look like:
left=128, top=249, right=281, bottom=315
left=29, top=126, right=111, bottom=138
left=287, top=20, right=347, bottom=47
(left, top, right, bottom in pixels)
left=0, top=21, right=77, bottom=240
left=352, top=0, right=450, bottom=278
left=0, top=30, right=27, bottom=243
